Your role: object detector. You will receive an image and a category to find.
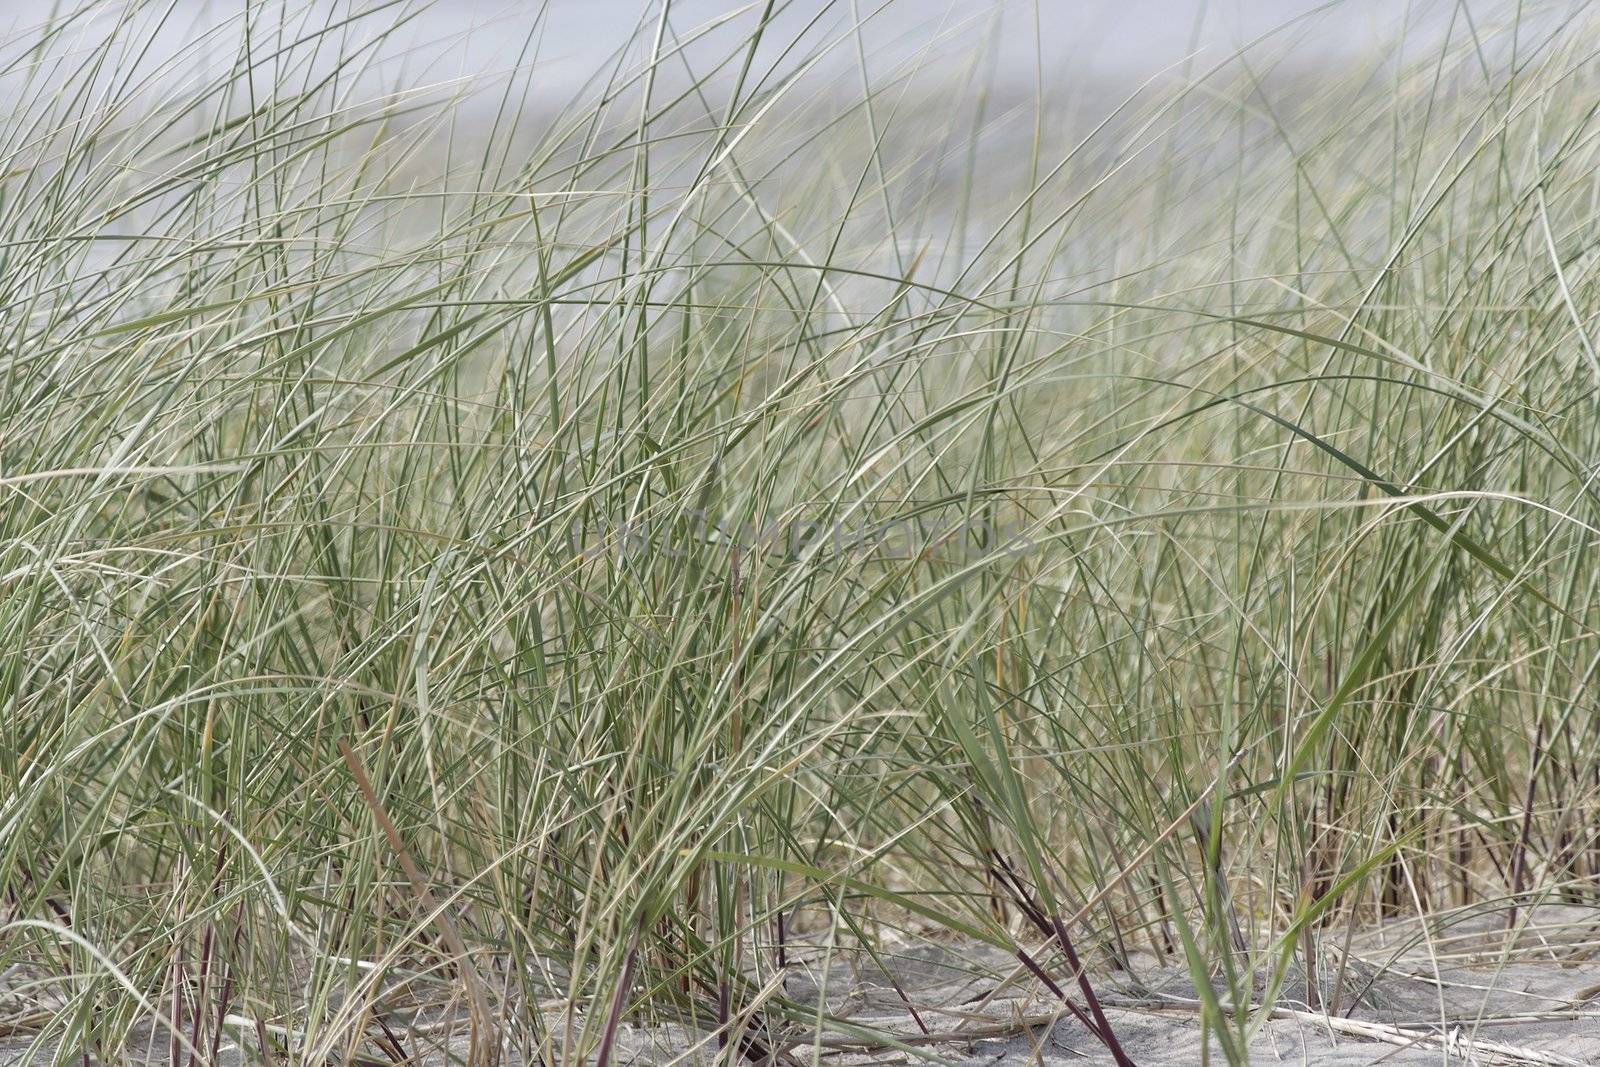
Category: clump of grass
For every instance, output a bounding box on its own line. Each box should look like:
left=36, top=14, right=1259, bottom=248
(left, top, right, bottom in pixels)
left=3, top=1, right=1600, bottom=1064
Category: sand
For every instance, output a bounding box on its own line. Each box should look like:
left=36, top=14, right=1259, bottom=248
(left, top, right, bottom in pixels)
left=6, top=905, right=1598, bottom=1065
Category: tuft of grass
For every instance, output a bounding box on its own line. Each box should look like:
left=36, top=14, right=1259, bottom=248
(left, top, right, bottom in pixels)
left=3, top=1, right=1600, bottom=1064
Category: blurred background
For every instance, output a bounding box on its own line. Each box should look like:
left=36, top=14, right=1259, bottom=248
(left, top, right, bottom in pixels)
left=0, top=1, right=1447, bottom=102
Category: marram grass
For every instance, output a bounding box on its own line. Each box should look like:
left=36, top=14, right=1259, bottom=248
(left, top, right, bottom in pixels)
left=2, top=1, right=1600, bottom=1064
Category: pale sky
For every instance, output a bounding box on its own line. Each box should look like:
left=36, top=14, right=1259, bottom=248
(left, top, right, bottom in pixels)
left=0, top=0, right=1437, bottom=99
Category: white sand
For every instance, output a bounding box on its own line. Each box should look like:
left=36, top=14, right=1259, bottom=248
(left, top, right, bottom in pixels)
left=6, top=905, right=1598, bottom=1065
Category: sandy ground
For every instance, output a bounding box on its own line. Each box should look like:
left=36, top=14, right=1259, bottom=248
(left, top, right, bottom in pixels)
left=753, top=904, right=1600, bottom=1066
left=6, top=905, right=1599, bottom=1065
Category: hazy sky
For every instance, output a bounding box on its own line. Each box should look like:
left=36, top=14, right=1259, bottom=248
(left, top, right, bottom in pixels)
left=1, top=0, right=1423, bottom=98
left=402, top=0, right=1416, bottom=96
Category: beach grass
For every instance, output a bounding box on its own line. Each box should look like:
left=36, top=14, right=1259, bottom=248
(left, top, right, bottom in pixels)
left=2, top=1, right=1599, bottom=1063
